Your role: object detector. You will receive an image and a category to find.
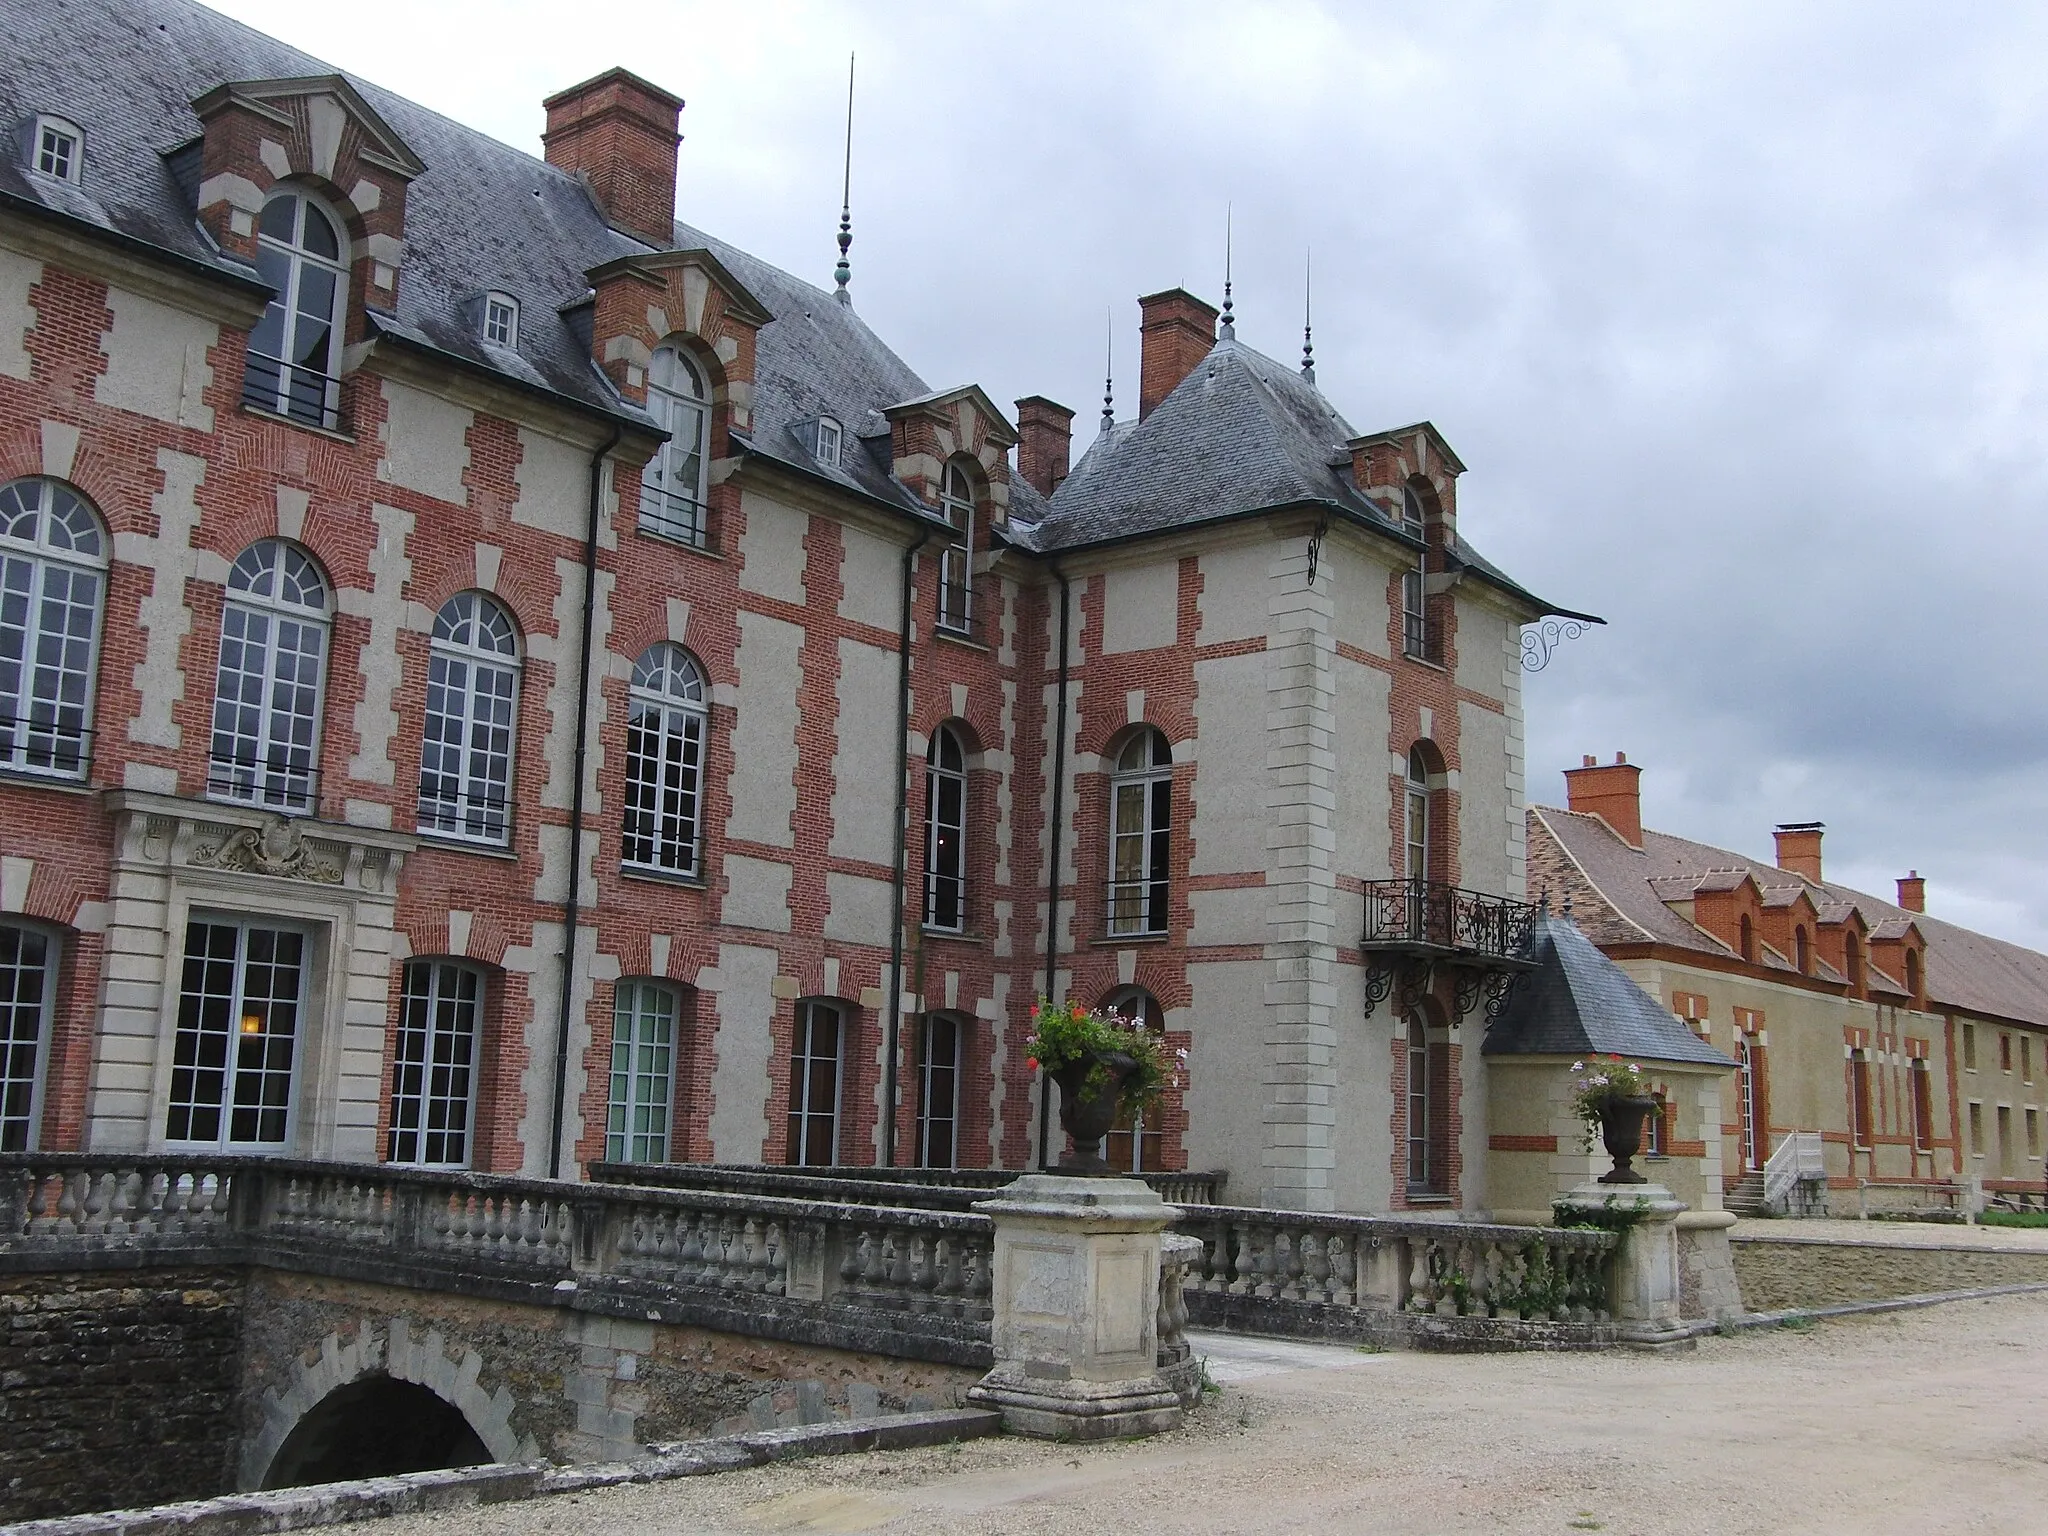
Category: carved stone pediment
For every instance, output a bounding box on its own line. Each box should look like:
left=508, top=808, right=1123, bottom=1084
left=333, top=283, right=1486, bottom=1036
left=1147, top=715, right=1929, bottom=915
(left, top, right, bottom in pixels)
left=189, top=815, right=343, bottom=885
left=103, top=791, right=415, bottom=902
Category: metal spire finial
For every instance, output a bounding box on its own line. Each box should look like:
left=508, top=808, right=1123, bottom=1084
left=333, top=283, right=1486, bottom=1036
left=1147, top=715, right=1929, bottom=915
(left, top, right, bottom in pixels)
left=1220, top=203, right=1235, bottom=340
left=1101, top=308, right=1115, bottom=432
left=832, top=53, right=855, bottom=304
left=1301, top=247, right=1315, bottom=383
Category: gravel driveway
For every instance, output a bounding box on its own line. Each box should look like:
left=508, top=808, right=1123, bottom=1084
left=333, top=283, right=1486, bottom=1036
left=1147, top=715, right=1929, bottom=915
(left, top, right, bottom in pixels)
left=372, top=1293, right=2048, bottom=1535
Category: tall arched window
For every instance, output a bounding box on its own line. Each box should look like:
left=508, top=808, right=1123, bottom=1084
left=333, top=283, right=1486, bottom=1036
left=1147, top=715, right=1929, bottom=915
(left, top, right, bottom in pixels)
left=1739, top=913, right=1756, bottom=964
left=1405, top=1007, right=1447, bottom=1197
left=916, top=1012, right=964, bottom=1170
left=418, top=592, right=519, bottom=845
left=622, top=644, right=708, bottom=876
left=608, top=979, right=680, bottom=1164
left=387, top=959, right=482, bottom=1168
left=0, top=922, right=56, bottom=1152
left=243, top=188, right=347, bottom=429
left=923, top=725, right=967, bottom=932
left=1104, top=989, right=1165, bottom=1172
left=936, top=462, right=976, bottom=635
left=641, top=343, right=710, bottom=547
left=1845, top=931, right=1865, bottom=995
left=1405, top=745, right=1433, bottom=884
left=1794, top=926, right=1811, bottom=976
left=1400, top=485, right=1428, bottom=659
left=1906, top=948, right=1923, bottom=1004
left=0, top=477, right=104, bottom=779
left=1108, top=728, right=1172, bottom=937
left=208, top=540, right=328, bottom=813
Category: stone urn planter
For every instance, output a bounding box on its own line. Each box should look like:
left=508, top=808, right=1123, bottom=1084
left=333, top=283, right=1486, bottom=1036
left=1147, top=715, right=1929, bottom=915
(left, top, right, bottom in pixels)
left=1054, top=1051, right=1138, bottom=1175
left=1597, top=1094, right=1658, bottom=1185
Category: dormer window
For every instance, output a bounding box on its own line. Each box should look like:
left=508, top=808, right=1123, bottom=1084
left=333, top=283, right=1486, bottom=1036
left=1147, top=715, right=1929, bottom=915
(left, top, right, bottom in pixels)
left=816, top=416, right=842, bottom=468
left=30, top=116, right=82, bottom=185
left=243, top=188, right=347, bottom=431
left=936, top=461, right=976, bottom=636
left=483, top=292, right=518, bottom=349
left=1400, top=485, right=1429, bottom=660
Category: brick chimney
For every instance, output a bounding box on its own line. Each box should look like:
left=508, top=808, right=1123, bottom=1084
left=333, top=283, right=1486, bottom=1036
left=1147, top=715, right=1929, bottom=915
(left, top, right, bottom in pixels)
left=1897, top=870, right=1926, bottom=913
left=542, top=68, right=683, bottom=248
left=1774, top=822, right=1825, bottom=883
left=1014, top=396, right=1074, bottom=498
left=1563, top=753, right=1642, bottom=849
left=1137, top=289, right=1218, bottom=421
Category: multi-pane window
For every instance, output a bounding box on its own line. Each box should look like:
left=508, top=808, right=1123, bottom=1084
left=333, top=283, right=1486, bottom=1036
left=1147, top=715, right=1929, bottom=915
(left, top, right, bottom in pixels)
left=1400, top=486, right=1427, bottom=660
left=483, top=292, right=518, bottom=348
left=607, top=980, right=677, bottom=1164
left=243, top=190, right=347, bottom=430
left=33, top=117, right=82, bottom=185
left=785, top=1000, right=843, bottom=1167
left=418, top=593, right=519, bottom=845
left=936, top=462, right=975, bottom=635
left=1911, top=1058, right=1934, bottom=1151
left=622, top=644, right=707, bottom=876
left=0, top=478, right=103, bottom=779
left=388, top=960, right=482, bottom=1168
left=1850, top=1049, right=1873, bottom=1148
left=165, top=920, right=304, bottom=1148
left=1104, top=989, right=1165, bottom=1173
left=915, top=1013, right=961, bottom=1170
left=1405, top=1024, right=1441, bottom=1196
left=1645, top=1095, right=1666, bottom=1157
left=208, top=541, right=328, bottom=813
left=1736, top=1025, right=1764, bottom=1171
left=816, top=417, right=842, bottom=467
left=641, top=344, right=710, bottom=546
left=1405, top=745, right=1431, bottom=883
left=0, top=924, right=54, bottom=1152
left=923, top=726, right=967, bottom=932
left=1108, top=727, right=1172, bottom=937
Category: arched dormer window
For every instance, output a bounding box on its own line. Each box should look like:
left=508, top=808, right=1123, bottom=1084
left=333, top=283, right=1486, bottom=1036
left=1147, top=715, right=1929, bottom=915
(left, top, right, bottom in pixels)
left=923, top=725, right=968, bottom=933
left=1795, top=926, right=1811, bottom=976
left=207, top=540, right=329, bottom=813
left=1108, top=727, right=1173, bottom=937
left=936, top=461, right=976, bottom=636
left=0, top=477, right=105, bottom=779
left=622, top=643, right=709, bottom=877
left=418, top=592, right=520, bottom=846
left=641, top=343, right=710, bottom=548
left=243, top=188, right=347, bottom=430
left=1906, top=948, right=1923, bottom=1004
left=1846, top=931, right=1865, bottom=995
left=1400, top=483, right=1430, bottom=660
left=1739, top=913, right=1756, bottom=964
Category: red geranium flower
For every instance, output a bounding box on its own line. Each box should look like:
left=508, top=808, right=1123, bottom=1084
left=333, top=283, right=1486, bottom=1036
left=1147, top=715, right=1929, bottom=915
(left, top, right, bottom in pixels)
left=1025, top=1056, right=1039, bottom=1070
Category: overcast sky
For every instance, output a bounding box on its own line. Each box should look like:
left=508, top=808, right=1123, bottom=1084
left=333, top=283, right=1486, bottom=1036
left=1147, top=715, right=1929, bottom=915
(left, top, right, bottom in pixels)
left=215, top=0, right=2048, bottom=947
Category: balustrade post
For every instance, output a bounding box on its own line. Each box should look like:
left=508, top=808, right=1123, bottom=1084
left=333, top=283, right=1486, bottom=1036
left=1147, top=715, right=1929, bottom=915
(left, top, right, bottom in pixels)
left=227, top=1163, right=266, bottom=1247
left=1554, top=1181, right=1687, bottom=1346
left=570, top=1198, right=609, bottom=1276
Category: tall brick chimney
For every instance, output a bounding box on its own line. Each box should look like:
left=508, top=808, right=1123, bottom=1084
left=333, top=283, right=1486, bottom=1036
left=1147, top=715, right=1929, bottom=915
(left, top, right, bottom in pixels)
left=1774, top=822, right=1825, bottom=883
left=542, top=68, right=683, bottom=248
left=1564, top=753, right=1642, bottom=849
left=1137, top=289, right=1218, bottom=421
left=1014, top=396, right=1074, bottom=498
left=1897, top=870, right=1926, bottom=913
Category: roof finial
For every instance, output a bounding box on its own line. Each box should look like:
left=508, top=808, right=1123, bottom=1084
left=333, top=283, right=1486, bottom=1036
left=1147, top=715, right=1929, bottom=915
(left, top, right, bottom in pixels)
left=1220, top=202, right=1236, bottom=340
left=1300, top=247, right=1315, bottom=383
left=832, top=53, right=855, bottom=304
left=1101, top=307, right=1115, bottom=432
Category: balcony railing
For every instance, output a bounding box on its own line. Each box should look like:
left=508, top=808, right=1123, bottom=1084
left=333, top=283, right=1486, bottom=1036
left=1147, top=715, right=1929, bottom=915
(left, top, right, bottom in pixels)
left=637, top=484, right=710, bottom=549
left=241, top=351, right=344, bottom=434
left=0, top=715, right=92, bottom=779
left=1361, top=878, right=1537, bottom=967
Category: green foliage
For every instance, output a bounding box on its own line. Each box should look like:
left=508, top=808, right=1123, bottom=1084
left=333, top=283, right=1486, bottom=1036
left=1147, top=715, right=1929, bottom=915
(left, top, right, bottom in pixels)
left=1023, top=998, right=1181, bottom=1112
left=1978, top=1208, right=2048, bottom=1228
left=1553, top=1194, right=1648, bottom=1233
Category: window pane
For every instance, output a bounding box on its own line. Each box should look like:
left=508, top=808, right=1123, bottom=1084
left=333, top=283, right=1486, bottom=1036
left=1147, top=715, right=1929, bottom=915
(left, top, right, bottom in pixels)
left=0, top=925, right=52, bottom=1152
left=167, top=921, right=302, bottom=1148
left=389, top=961, right=481, bottom=1167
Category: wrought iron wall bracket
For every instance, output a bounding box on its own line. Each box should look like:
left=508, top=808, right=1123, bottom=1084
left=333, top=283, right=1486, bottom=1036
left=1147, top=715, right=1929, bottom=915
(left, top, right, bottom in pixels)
left=1453, top=967, right=1486, bottom=1021
left=1482, top=970, right=1521, bottom=1024
left=1363, top=958, right=1396, bottom=1019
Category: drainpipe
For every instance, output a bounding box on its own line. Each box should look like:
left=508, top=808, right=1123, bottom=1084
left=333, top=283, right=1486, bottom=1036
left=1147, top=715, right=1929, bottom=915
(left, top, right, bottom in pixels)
left=882, top=528, right=933, bottom=1168
left=548, top=423, right=621, bottom=1181
left=1037, top=567, right=1072, bottom=1170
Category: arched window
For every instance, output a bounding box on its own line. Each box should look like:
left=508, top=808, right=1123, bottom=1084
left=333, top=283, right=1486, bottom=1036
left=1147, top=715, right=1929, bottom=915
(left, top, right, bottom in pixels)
left=641, top=343, right=710, bottom=547
left=1405, top=1006, right=1448, bottom=1197
left=418, top=593, right=519, bottom=845
left=243, top=188, right=347, bottom=429
left=1108, top=727, right=1172, bottom=937
left=1400, top=484, right=1429, bottom=660
left=208, top=540, right=328, bottom=813
left=1845, top=931, right=1865, bottom=994
left=166, top=918, right=306, bottom=1149
left=786, top=999, right=844, bottom=1167
left=1405, top=745, right=1433, bottom=884
left=923, top=725, right=967, bottom=932
left=622, top=644, right=708, bottom=876
left=1794, top=926, right=1811, bottom=976
left=0, top=922, right=56, bottom=1152
left=936, top=462, right=976, bottom=635
left=387, top=959, right=482, bottom=1168
left=1906, top=948, right=1923, bottom=1003
left=0, top=477, right=104, bottom=779
left=1739, top=913, right=1756, bottom=964
left=608, top=979, right=681, bottom=1164
left=1103, top=989, right=1165, bottom=1173
left=916, top=1012, right=964, bottom=1169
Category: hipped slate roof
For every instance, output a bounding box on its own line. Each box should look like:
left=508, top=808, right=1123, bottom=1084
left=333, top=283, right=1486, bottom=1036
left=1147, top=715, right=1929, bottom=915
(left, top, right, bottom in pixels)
left=1483, top=911, right=1733, bottom=1067
left=1530, top=805, right=2048, bottom=1031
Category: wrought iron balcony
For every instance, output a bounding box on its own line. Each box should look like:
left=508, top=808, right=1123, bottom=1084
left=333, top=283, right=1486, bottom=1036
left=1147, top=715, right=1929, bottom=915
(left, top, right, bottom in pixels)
left=1360, top=878, right=1537, bottom=969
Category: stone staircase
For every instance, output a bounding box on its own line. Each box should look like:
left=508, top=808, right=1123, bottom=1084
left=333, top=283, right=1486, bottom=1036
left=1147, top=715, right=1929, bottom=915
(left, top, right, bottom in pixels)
left=1724, top=1170, right=1769, bottom=1217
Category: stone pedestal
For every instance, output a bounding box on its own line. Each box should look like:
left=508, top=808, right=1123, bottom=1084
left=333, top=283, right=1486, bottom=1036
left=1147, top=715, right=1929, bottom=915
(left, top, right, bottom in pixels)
left=1555, top=1182, right=1691, bottom=1349
left=966, top=1174, right=1185, bottom=1440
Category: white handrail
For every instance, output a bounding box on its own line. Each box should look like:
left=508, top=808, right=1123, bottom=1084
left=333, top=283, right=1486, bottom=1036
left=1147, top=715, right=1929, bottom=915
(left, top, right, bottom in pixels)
left=1762, top=1131, right=1824, bottom=1208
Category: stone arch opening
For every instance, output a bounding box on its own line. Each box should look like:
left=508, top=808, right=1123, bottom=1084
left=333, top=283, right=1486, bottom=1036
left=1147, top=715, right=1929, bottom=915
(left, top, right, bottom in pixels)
left=261, top=1373, right=490, bottom=1489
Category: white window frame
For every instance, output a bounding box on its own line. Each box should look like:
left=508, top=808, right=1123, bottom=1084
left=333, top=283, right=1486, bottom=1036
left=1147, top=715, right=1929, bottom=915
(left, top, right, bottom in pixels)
left=1401, top=485, right=1428, bottom=660
left=30, top=115, right=83, bottom=186
left=816, top=416, right=842, bottom=467
left=387, top=959, right=483, bottom=1169
left=923, top=725, right=967, bottom=933
left=622, top=644, right=708, bottom=877
left=1107, top=728, right=1172, bottom=937
left=164, top=917, right=309, bottom=1152
left=936, top=462, right=976, bottom=635
left=418, top=592, right=520, bottom=846
left=640, top=343, right=711, bottom=547
left=915, top=1012, right=962, bottom=1170
left=1405, top=746, right=1431, bottom=884
left=1406, top=1025, right=1436, bottom=1195
left=608, top=980, right=678, bottom=1164
left=207, top=540, right=328, bottom=814
left=243, top=189, right=348, bottom=431
left=0, top=477, right=105, bottom=781
left=482, top=292, right=519, bottom=349
left=1104, top=989, right=1165, bottom=1173
left=0, top=921, right=56, bottom=1152
left=786, top=999, right=844, bottom=1167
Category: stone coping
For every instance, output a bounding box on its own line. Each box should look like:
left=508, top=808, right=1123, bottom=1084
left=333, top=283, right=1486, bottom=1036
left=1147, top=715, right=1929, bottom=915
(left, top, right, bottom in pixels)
left=1674, top=1280, right=2048, bottom=1338
left=1729, top=1217, right=2048, bottom=1255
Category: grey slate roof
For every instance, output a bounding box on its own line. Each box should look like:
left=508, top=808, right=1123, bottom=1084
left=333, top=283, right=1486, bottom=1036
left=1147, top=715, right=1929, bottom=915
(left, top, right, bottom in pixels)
left=1483, top=911, right=1734, bottom=1067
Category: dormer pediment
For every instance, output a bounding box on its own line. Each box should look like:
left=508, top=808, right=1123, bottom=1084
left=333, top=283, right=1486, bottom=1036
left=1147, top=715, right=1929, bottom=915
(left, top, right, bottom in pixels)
left=585, top=248, right=768, bottom=423
left=1347, top=419, right=1467, bottom=478
left=883, top=385, right=1017, bottom=516
left=192, top=76, right=425, bottom=180
left=586, top=247, right=773, bottom=328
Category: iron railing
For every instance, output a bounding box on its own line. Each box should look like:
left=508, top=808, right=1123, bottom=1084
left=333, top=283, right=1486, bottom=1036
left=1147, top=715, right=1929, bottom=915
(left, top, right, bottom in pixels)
left=1361, top=878, right=1536, bottom=965
left=637, top=485, right=710, bottom=549
left=241, top=351, right=344, bottom=433
left=205, top=748, right=321, bottom=815
left=0, top=715, right=92, bottom=779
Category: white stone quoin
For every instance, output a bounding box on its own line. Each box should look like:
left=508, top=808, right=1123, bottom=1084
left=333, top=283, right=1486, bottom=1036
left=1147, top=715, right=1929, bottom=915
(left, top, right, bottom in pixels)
left=967, top=1174, right=1185, bottom=1440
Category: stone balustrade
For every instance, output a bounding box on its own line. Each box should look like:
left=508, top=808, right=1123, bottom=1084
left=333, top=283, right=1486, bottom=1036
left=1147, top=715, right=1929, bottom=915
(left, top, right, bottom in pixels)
left=590, top=1161, right=1225, bottom=1209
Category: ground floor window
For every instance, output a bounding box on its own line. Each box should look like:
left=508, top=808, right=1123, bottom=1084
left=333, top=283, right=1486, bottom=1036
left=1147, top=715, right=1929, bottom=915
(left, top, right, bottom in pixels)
left=1405, top=1012, right=1449, bottom=1198
left=1646, top=1093, right=1667, bottom=1157
left=167, top=919, right=304, bottom=1147
left=1850, top=1050, right=1873, bottom=1149
left=786, top=999, right=843, bottom=1167
left=387, top=960, right=481, bottom=1168
left=0, top=923, right=54, bottom=1151
left=1911, top=1058, right=1934, bottom=1151
left=916, top=1013, right=962, bottom=1169
left=608, top=980, right=678, bottom=1164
